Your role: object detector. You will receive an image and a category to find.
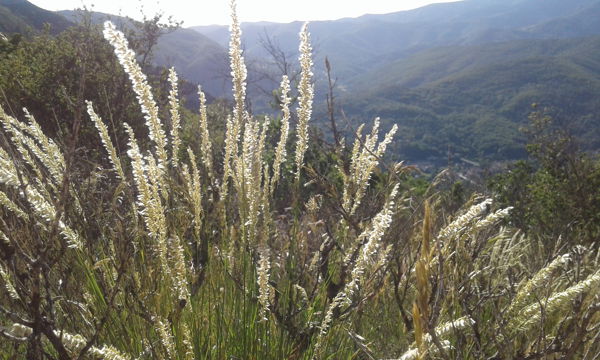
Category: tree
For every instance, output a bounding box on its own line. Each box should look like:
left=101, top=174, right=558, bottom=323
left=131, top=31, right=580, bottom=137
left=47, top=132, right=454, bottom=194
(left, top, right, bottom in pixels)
left=490, top=106, right=600, bottom=246
left=0, top=10, right=181, bottom=170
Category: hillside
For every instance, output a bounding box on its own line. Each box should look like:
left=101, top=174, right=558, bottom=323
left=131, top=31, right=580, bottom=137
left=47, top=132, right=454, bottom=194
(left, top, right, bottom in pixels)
left=190, top=0, right=600, bottom=164
left=338, top=36, right=600, bottom=163
left=191, top=0, right=600, bottom=81
left=58, top=10, right=230, bottom=98
left=0, top=0, right=73, bottom=34
left=153, top=28, right=229, bottom=97
left=0, top=4, right=32, bottom=33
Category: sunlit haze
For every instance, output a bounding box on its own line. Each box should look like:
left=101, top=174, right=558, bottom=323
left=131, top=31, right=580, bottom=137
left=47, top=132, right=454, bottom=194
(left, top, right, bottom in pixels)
left=28, top=0, right=463, bottom=26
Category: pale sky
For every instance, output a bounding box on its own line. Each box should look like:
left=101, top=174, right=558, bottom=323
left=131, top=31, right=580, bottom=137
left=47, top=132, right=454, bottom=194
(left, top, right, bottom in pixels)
left=29, top=0, right=462, bottom=26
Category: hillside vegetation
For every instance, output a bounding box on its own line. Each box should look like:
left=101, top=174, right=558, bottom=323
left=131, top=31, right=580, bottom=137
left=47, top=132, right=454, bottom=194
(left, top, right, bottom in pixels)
left=191, top=0, right=600, bottom=163
left=341, top=36, right=600, bottom=162
left=58, top=10, right=231, bottom=98
left=2, top=0, right=600, bottom=164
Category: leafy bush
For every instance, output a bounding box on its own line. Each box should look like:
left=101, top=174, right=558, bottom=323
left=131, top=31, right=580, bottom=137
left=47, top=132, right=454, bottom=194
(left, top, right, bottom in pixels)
left=490, top=107, right=600, bottom=246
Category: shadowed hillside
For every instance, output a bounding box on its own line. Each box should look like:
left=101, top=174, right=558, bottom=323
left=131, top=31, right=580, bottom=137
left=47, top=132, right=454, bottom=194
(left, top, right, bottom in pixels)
left=0, top=0, right=73, bottom=34
left=59, top=10, right=230, bottom=98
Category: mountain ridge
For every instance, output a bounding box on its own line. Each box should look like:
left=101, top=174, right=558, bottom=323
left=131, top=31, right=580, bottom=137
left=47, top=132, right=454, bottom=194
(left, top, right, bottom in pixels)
left=0, top=0, right=73, bottom=34
left=190, top=0, right=600, bottom=97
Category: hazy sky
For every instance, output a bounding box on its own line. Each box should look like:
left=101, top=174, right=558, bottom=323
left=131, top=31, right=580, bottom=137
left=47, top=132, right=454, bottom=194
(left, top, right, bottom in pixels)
left=29, top=0, right=462, bottom=26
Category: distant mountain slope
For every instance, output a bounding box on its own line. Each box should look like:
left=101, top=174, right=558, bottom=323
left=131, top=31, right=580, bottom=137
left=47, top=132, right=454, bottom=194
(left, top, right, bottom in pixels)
left=337, top=36, right=600, bottom=162
left=0, top=0, right=72, bottom=34
left=360, top=0, right=597, bottom=28
left=524, top=2, right=600, bottom=38
left=154, top=28, right=229, bottom=97
left=191, top=0, right=600, bottom=82
left=190, top=0, right=600, bottom=163
left=348, top=37, right=586, bottom=90
left=0, top=4, right=33, bottom=33
left=59, top=10, right=230, bottom=98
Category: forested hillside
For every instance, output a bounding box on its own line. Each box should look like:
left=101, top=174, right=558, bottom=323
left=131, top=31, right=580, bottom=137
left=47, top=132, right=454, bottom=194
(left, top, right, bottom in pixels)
left=192, top=0, right=600, bottom=80
left=190, top=0, right=600, bottom=163
left=341, top=36, right=600, bottom=162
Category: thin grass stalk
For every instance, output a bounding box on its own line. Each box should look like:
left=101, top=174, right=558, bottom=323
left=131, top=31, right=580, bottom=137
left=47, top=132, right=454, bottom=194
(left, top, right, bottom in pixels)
left=103, top=22, right=169, bottom=178
left=168, top=67, right=182, bottom=168
left=294, top=22, right=313, bottom=182
left=222, top=0, right=247, bottom=201
left=197, top=86, right=213, bottom=179
left=87, top=101, right=125, bottom=179
left=271, top=75, right=291, bottom=192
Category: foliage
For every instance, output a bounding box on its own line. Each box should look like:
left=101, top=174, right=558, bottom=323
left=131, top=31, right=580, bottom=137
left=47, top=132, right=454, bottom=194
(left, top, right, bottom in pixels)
left=0, top=20, right=138, bottom=157
left=489, top=107, right=600, bottom=246
left=0, top=13, right=203, bottom=174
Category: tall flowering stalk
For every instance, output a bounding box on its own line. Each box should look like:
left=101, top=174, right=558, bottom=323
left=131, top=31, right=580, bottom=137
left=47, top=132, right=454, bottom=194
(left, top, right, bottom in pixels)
left=294, top=22, right=314, bottom=182
left=508, top=269, right=600, bottom=333
left=169, top=236, right=190, bottom=303
left=222, top=0, right=247, bottom=201
left=155, top=316, right=177, bottom=359
left=257, top=247, right=271, bottom=321
left=0, top=106, right=82, bottom=249
left=314, top=184, right=400, bottom=357
left=399, top=317, right=475, bottom=360
left=145, top=152, right=170, bottom=274
left=229, top=0, right=247, bottom=131
left=414, top=201, right=433, bottom=360
left=0, top=108, right=58, bottom=189
left=233, top=114, right=266, bottom=243
left=222, top=114, right=241, bottom=203
left=342, top=118, right=398, bottom=215
left=506, top=253, right=571, bottom=316
left=437, top=198, right=492, bottom=241
left=123, top=124, right=151, bottom=222
left=168, top=67, right=182, bottom=167
left=184, top=148, right=203, bottom=239
left=123, top=123, right=169, bottom=274
left=271, top=75, right=291, bottom=191
left=87, top=101, right=125, bottom=179
left=103, top=22, right=169, bottom=176
left=197, top=86, right=214, bottom=179
left=22, top=109, right=65, bottom=185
